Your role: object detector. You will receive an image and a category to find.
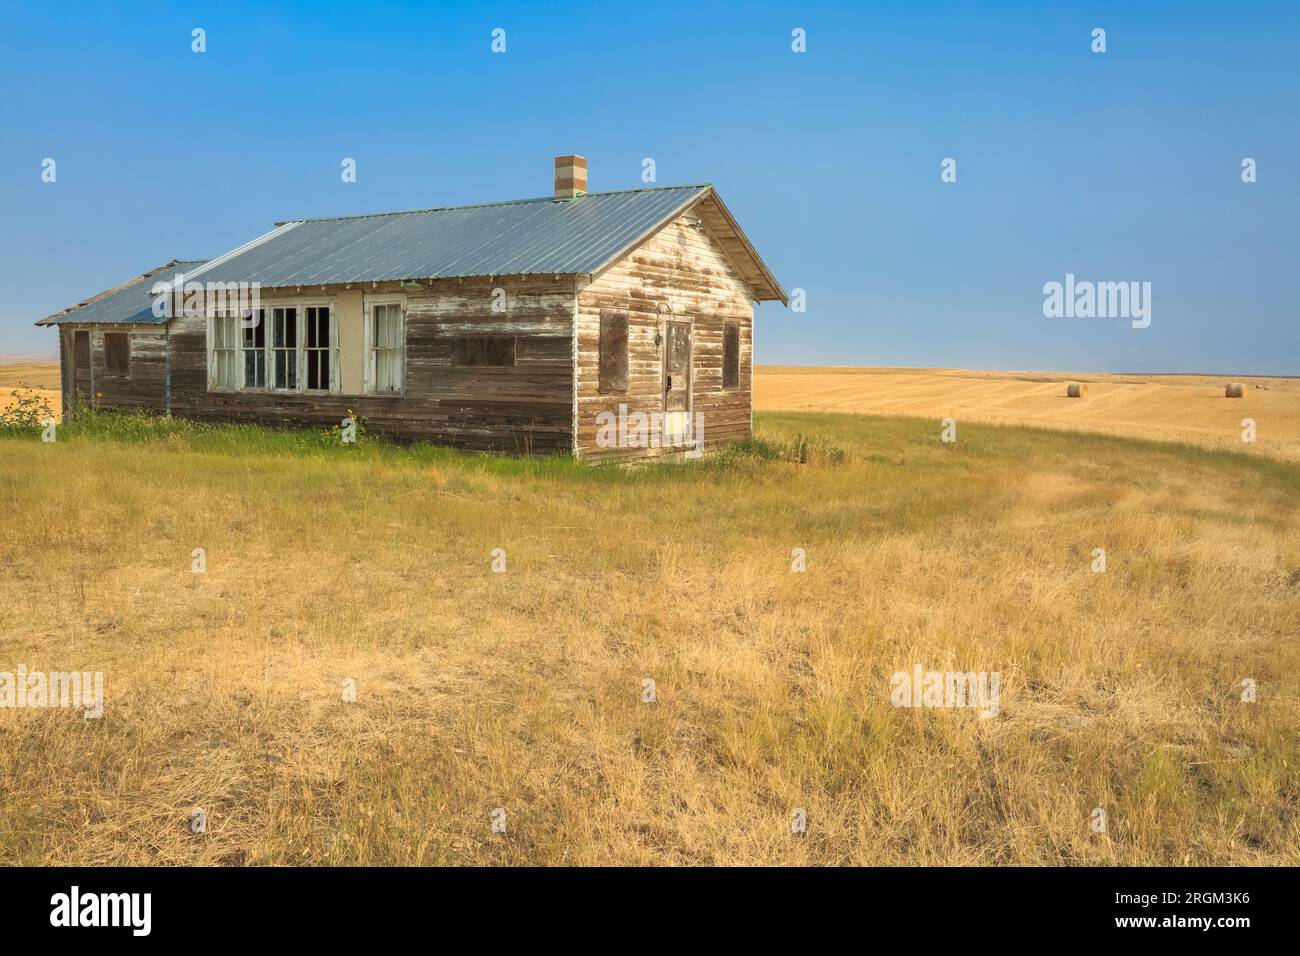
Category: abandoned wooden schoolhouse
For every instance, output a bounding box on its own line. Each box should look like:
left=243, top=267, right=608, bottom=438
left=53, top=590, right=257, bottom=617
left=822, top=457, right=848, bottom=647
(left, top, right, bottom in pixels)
left=36, top=155, right=786, bottom=459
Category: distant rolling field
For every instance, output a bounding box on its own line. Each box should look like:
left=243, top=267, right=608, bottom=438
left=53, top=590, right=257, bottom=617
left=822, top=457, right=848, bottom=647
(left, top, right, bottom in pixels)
left=0, top=360, right=61, bottom=424
left=8, top=361, right=1297, bottom=463
left=756, top=366, right=1300, bottom=461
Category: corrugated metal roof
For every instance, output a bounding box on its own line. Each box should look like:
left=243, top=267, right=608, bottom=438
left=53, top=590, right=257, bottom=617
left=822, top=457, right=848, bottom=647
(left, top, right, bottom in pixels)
left=37, top=260, right=207, bottom=326
left=179, top=185, right=712, bottom=289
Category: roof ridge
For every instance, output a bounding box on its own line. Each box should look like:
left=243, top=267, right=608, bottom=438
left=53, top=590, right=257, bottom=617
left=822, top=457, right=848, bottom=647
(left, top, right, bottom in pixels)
left=275, top=184, right=712, bottom=227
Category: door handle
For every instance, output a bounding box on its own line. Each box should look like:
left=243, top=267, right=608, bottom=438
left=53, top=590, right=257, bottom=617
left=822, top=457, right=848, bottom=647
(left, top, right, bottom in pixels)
left=666, top=375, right=672, bottom=389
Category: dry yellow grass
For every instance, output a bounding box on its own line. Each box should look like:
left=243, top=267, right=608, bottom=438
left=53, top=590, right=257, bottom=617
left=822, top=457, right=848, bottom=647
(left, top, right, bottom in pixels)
left=757, top=366, right=1300, bottom=461
left=1, top=403, right=1297, bottom=866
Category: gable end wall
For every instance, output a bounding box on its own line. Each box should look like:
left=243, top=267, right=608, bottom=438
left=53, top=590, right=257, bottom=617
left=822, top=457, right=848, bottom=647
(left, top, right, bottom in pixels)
left=575, top=212, right=755, bottom=460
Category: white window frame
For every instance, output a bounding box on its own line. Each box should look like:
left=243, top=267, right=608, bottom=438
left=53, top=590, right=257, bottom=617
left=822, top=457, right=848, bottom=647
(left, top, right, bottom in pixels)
left=363, top=294, right=406, bottom=396
left=207, top=310, right=241, bottom=391
left=267, top=303, right=301, bottom=394
left=240, top=306, right=268, bottom=391
left=299, top=300, right=339, bottom=395
left=207, top=298, right=338, bottom=395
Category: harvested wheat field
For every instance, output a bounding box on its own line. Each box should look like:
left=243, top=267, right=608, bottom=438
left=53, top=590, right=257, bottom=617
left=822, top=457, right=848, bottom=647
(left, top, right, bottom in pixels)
left=0, top=360, right=60, bottom=418
left=1, top=403, right=1297, bottom=866
left=757, top=367, right=1300, bottom=461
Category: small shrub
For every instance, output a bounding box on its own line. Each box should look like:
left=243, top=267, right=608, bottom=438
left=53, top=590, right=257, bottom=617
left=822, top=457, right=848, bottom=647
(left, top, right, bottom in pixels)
left=0, top=382, right=55, bottom=434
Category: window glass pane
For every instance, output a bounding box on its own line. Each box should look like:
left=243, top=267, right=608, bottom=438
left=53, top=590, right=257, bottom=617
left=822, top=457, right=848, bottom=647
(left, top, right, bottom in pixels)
left=213, top=314, right=238, bottom=389
left=271, top=308, right=297, bottom=389
left=302, top=306, right=331, bottom=390
left=244, top=350, right=265, bottom=388
left=243, top=310, right=265, bottom=348
left=371, top=304, right=401, bottom=391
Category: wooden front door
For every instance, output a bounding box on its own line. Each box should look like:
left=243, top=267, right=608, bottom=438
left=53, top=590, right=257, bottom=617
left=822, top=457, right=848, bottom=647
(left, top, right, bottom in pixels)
left=663, top=320, right=692, bottom=413
left=662, top=320, right=692, bottom=446
left=72, top=330, right=91, bottom=409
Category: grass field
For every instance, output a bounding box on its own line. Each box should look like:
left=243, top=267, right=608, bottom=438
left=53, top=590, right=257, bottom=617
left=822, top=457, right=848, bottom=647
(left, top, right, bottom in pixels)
left=1, top=391, right=1297, bottom=865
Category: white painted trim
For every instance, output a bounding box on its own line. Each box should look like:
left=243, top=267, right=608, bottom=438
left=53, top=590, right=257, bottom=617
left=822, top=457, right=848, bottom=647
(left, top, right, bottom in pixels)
left=266, top=304, right=301, bottom=393
left=296, top=299, right=340, bottom=395
left=206, top=309, right=249, bottom=393
left=362, top=294, right=406, bottom=396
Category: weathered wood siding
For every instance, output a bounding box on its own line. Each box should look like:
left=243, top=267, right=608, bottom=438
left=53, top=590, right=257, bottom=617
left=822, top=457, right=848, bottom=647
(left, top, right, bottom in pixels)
left=167, top=275, right=576, bottom=454
left=575, top=208, right=755, bottom=460
left=58, top=324, right=169, bottom=417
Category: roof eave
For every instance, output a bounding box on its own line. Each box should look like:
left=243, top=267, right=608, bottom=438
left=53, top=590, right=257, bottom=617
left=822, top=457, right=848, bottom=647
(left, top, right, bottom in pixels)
left=699, top=188, right=788, bottom=306
left=35, top=259, right=193, bottom=327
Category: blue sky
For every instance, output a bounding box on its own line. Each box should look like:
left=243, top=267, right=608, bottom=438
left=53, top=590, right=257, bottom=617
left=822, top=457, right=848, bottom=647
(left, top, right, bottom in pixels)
left=1, top=1, right=1296, bottom=372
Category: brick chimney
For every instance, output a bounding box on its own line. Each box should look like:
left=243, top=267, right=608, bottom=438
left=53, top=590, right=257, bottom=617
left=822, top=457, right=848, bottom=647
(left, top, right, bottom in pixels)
left=554, top=154, right=587, bottom=199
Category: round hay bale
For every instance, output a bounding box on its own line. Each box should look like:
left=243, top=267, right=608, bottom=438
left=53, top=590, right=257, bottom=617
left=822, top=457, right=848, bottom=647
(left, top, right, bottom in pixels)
left=1067, top=383, right=1087, bottom=398
left=1225, top=383, right=1245, bottom=398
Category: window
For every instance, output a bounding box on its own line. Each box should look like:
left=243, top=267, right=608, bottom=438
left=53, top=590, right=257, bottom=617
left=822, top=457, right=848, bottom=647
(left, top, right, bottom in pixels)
left=213, top=302, right=339, bottom=394
left=104, top=333, right=130, bottom=374
left=304, top=306, right=331, bottom=391
left=452, top=336, right=515, bottom=367
left=370, top=302, right=404, bottom=393
left=723, top=323, right=740, bottom=389
left=243, top=308, right=267, bottom=388
left=599, top=311, right=628, bottom=393
left=271, top=307, right=297, bottom=390
left=211, top=313, right=239, bottom=389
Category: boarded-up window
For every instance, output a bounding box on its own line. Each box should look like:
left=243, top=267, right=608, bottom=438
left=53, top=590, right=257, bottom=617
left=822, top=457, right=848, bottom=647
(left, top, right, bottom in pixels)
left=723, top=323, right=740, bottom=389
left=452, top=336, right=515, bottom=367
left=599, top=311, right=628, bottom=393
left=104, top=333, right=130, bottom=374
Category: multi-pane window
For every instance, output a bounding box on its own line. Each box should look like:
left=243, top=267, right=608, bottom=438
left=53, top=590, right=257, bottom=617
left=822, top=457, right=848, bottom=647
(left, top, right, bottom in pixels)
left=272, top=307, right=297, bottom=390
left=243, top=308, right=267, bottom=388
left=211, top=301, right=340, bottom=394
left=211, top=313, right=239, bottom=389
left=305, top=306, right=331, bottom=391
left=371, top=302, right=403, bottom=393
